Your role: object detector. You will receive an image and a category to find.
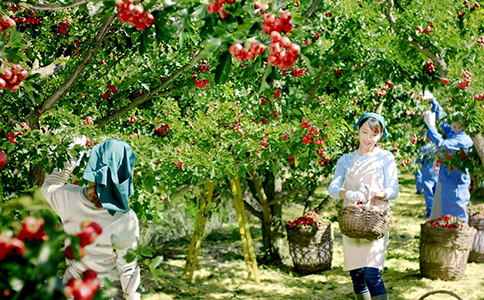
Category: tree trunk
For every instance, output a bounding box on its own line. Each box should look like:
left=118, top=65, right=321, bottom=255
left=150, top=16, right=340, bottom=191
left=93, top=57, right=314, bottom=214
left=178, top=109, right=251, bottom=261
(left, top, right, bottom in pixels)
left=246, top=168, right=289, bottom=264
left=471, top=132, right=484, bottom=165
left=27, top=118, right=46, bottom=188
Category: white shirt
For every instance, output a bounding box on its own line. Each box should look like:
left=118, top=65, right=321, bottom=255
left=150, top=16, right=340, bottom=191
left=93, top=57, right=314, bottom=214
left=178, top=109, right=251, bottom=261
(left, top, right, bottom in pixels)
left=329, top=148, right=399, bottom=200
left=42, top=162, right=140, bottom=299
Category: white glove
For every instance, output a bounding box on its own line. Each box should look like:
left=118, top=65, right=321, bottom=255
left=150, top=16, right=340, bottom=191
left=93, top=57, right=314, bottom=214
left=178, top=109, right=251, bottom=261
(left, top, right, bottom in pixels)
left=422, top=90, right=434, bottom=100
left=68, top=136, right=87, bottom=166
left=423, top=111, right=436, bottom=127
left=358, top=183, right=373, bottom=204
left=69, top=136, right=87, bottom=149
left=345, top=190, right=366, bottom=203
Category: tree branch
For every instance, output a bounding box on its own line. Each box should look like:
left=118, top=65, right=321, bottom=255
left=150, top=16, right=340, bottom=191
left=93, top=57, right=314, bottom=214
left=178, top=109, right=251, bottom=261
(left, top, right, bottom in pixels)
left=101, top=50, right=131, bottom=78
left=268, top=186, right=304, bottom=206
left=22, top=0, right=88, bottom=10
left=243, top=199, right=263, bottom=219
left=38, top=11, right=116, bottom=115
left=383, top=0, right=447, bottom=78
left=95, top=49, right=203, bottom=128
left=305, top=47, right=342, bottom=106
left=305, top=64, right=327, bottom=105
left=170, top=179, right=208, bottom=200
left=303, top=0, right=322, bottom=19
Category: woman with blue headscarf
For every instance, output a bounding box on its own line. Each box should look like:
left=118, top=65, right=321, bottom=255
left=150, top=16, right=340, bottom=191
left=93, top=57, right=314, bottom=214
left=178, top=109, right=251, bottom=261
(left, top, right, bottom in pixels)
left=42, top=138, right=140, bottom=300
left=328, top=113, right=399, bottom=300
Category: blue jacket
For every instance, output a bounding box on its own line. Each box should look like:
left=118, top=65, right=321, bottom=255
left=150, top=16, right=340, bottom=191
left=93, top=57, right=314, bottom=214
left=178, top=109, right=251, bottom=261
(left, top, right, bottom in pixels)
left=427, top=99, right=473, bottom=185
left=419, top=143, right=437, bottom=180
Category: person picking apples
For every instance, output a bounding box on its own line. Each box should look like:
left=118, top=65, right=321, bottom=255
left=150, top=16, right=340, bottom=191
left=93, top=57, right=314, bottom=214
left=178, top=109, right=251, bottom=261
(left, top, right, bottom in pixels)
left=328, top=112, right=399, bottom=300
left=422, top=91, right=474, bottom=224
left=42, top=138, right=141, bottom=300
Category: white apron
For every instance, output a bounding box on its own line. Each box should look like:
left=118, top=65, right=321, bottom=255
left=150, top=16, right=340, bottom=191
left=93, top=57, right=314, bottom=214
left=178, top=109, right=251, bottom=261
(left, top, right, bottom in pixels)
left=430, top=182, right=442, bottom=219
left=342, top=152, right=390, bottom=271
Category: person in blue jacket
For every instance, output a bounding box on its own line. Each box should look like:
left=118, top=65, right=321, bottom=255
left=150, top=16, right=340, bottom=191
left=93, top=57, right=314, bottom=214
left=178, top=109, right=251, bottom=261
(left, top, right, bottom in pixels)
left=414, top=168, right=423, bottom=195
left=416, top=136, right=438, bottom=218
left=423, top=91, right=474, bottom=223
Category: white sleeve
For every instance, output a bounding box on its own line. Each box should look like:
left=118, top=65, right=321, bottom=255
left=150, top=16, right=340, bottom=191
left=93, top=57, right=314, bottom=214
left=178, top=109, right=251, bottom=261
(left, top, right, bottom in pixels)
left=382, top=152, right=399, bottom=200
left=328, top=155, right=349, bottom=199
left=41, top=161, right=77, bottom=212
left=114, top=214, right=141, bottom=298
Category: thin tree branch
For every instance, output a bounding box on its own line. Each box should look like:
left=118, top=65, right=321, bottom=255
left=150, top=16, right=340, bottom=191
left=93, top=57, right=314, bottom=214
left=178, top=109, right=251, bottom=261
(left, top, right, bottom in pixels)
left=101, top=51, right=131, bottom=78
left=305, top=47, right=342, bottom=106
left=303, top=0, right=322, bottom=19
left=305, top=65, right=327, bottom=105
left=268, top=186, right=304, bottom=206
left=95, top=49, right=203, bottom=128
left=170, top=179, right=208, bottom=200
left=383, top=0, right=447, bottom=78
left=38, top=11, right=116, bottom=115
left=243, top=199, right=263, bottom=219
left=23, top=0, right=88, bottom=10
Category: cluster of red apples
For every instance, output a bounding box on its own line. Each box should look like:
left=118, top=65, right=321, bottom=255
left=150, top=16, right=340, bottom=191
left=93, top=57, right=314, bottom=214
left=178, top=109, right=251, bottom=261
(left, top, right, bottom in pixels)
left=0, top=63, right=28, bottom=92
left=116, top=0, right=155, bottom=31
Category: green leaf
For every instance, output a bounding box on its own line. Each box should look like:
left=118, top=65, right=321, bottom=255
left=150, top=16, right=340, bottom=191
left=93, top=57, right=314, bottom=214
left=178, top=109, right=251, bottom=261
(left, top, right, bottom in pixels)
left=138, top=30, right=150, bottom=55
left=140, top=248, right=153, bottom=257
left=154, top=13, right=172, bottom=42
left=5, top=30, right=25, bottom=49
left=258, top=65, right=272, bottom=93
left=213, top=26, right=227, bottom=37
left=214, top=52, right=232, bottom=84
left=148, top=255, right=164, bottom=270
left=200, top=38, right=222, bottom=59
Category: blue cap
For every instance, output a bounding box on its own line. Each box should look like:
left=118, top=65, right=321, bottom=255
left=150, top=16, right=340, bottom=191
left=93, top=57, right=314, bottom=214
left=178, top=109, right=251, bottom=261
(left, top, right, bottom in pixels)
left=353, top=112, right=388, bottom=138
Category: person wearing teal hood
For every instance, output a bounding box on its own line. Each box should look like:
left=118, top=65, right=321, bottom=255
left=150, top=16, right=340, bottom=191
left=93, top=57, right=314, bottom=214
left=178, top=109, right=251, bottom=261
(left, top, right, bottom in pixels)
left=328, top=112, right=399, bottom=300
left=83, top=138, right=137, bottom=216
left=42, top=138, right=141, bottom=300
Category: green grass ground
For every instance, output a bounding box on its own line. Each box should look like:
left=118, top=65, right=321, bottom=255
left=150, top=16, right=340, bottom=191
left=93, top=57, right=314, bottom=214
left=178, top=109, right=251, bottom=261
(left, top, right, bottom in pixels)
left=141, top=173, right=484, bottom=300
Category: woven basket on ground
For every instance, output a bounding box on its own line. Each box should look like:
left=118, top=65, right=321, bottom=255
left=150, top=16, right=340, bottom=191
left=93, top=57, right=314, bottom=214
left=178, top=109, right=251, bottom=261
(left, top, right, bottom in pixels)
left=286, top=224, right=333, bottom=275
left=469, top=215, right=484, bottom=263
left=337, top=205, right=391, bottom=241
left=419, top=224, right=477, bottom=280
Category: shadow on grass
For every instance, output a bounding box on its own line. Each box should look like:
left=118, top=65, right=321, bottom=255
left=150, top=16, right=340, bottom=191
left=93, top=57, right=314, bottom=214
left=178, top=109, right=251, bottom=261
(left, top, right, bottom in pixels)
left=140, top=173, right=482, bottom=300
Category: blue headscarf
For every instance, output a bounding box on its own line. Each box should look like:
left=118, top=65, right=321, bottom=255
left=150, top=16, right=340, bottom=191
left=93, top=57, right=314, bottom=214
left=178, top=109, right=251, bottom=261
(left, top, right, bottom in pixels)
left=354, top=112, right=389, bottom=138
left=82, top=138, right=136, bottom=216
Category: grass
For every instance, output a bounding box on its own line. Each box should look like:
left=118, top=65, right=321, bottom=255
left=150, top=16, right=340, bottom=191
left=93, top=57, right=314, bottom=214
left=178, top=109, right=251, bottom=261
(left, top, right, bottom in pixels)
left=140, top=173, right=484, bottom=300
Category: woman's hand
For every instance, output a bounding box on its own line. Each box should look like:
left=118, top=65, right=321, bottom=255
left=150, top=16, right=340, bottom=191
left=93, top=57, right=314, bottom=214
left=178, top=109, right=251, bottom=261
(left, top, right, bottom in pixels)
left=372, top=191, right=386, bottom=200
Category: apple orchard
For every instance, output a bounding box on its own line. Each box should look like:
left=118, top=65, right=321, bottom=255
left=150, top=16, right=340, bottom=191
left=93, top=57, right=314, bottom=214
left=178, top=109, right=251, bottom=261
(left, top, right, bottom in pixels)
left=0, top=0, right=484, bottom=299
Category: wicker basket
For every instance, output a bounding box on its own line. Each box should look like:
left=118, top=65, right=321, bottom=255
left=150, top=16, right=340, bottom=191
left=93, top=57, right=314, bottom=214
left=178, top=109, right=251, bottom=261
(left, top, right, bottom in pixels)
left=469, top=215, right=484, bottom=263
left=337, top=205, right=391, bottom=240
left=286, top=224, right=333, bottom=275
left=419, top=224, right=477, bottom=280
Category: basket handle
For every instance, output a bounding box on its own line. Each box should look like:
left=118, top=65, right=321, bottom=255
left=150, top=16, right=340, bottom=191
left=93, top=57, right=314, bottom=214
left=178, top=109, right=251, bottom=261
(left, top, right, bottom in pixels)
left=418, top=290, right=463, bottom=300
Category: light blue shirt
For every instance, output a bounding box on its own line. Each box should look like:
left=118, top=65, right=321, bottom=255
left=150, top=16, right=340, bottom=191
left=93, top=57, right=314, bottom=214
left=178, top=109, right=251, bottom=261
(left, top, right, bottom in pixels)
left=328, top=148, right=399, bottom=200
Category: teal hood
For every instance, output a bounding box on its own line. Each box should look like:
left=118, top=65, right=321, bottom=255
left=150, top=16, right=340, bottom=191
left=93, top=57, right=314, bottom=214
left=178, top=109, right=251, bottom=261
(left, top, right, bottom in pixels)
left=82, top=138, right=136, bottom=216
left=354, top=112, right=389, bottom=138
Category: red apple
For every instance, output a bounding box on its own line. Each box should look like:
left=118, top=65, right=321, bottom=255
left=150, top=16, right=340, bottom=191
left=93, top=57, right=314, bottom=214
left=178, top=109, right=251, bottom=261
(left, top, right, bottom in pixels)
left=76, top=227, right=98, bottom=247
left=0, top=151, right=7, bottom=170
left=270, top=31, right=281, bottom=43
left=218, top=4, right=229, bottom=19
left=280, top=36, right=291, bottom=48
left=206, top=2, right=219, bottom=14
left=229, top=43, right=243, bottom=56
left=288, top=43, right=301, bottom=56
left=263, top=13, right=275, bottom=24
